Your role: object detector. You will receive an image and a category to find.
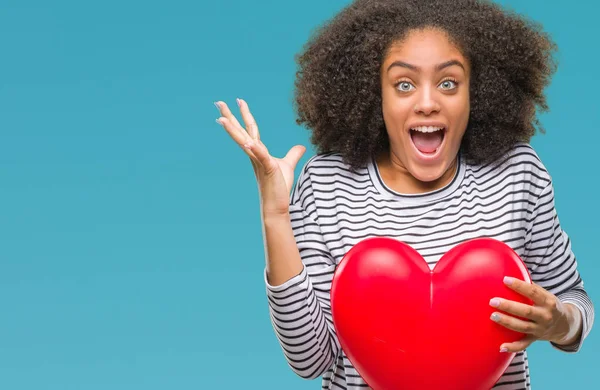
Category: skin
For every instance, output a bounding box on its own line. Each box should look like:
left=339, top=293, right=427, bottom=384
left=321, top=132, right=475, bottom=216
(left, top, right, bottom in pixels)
left=377, top=27, right=470, bottom=194
left=491, top=277, right=583, bottom=352
left=213, top=27, right=583, bottom=353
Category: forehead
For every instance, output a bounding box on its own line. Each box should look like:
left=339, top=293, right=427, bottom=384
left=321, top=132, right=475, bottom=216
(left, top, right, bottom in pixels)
left=383, top=28, right=468, bottom=69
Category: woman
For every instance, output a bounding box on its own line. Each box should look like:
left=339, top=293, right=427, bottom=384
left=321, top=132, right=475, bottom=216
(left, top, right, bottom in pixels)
left=214, top=0, right=594, bottom=388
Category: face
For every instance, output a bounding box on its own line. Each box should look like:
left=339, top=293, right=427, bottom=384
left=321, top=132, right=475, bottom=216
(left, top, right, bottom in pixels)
left=380, top=27, right=470, bottom=185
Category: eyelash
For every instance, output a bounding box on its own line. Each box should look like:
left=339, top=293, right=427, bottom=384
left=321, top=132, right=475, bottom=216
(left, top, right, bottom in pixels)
left=394, top=77, right=459, bottom=91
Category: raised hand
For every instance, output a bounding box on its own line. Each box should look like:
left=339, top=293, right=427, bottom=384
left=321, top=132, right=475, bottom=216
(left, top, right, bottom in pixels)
left=214, top=98, right=306, bottom=216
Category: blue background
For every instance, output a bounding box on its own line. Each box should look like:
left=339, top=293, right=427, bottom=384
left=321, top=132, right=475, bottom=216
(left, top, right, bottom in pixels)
left=0, top=0, right=597, bottom=388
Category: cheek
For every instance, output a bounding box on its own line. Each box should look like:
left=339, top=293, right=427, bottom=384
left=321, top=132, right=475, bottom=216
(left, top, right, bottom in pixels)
left=449, top=95, right=470, bottom=132
left=382, top=97, right=411, bottom=129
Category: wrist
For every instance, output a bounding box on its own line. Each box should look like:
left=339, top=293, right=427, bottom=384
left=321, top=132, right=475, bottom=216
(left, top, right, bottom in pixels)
left=262, top=211, right=291, bottom=223
left=258, top=198, right=291, bottom=221
left=552, top=303, right=583, bottom=346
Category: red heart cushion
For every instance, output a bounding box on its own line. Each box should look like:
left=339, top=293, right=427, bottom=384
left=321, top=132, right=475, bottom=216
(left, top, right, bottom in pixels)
left=331, top=237, right=533, bottom=390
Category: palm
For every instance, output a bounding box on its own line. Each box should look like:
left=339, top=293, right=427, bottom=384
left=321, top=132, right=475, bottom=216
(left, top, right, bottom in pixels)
left=215, top=99, right=306, bottom=215
left=277, top=157, right=296, bottom=195
left=260, top=153, right=296, bottom=189
left=250, top=147, right=305, bottom=215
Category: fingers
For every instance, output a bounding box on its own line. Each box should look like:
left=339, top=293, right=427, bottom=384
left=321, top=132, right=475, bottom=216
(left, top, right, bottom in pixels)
left=215, top=100, right=243, bottom=130
left=247, top=139, right=277, bottom=173
left=503, top=277, right=550, bottom=307
left=214, top=99, right=262, bottom=161
left=214, top=101, right=249, bottom=145
left=283, top=145, right=307, bottom=168
left=237, top=98, right=260, bottom=140
left=216, top=115, right=253, bottom=149
left=489, top=297, right=544, bottom=322
left=491, top=310, right=536, bottom=334
left=499, top=335, right=537, bottom=353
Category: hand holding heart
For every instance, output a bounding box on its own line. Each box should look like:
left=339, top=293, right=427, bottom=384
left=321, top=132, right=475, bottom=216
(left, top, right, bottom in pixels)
left=491, top=276, right=581, bottom=352
left=330, top=237, right=580, bottom=390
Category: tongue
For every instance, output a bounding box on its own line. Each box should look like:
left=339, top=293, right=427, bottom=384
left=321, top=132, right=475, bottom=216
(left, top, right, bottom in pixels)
left=411, top=131, right=443, bottom=154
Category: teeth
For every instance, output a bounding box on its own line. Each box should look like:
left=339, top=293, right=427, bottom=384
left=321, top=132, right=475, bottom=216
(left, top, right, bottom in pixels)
left=410, top=126, right=444, bottom=133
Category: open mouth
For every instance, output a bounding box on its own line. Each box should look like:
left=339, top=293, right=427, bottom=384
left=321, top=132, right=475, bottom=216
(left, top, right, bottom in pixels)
left=409, top=126, right=446, bottom=156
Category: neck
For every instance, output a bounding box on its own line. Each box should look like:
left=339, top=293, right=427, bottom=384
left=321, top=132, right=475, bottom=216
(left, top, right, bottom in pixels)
left=376, top=151, right=458, bottom=195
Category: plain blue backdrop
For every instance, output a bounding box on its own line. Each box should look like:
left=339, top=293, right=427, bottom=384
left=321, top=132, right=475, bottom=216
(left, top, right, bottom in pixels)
left=0, top=0, right=597, bottom=388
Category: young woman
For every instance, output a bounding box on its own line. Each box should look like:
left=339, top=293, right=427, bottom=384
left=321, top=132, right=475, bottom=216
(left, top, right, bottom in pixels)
left=214, top=0, right=594, bottom=388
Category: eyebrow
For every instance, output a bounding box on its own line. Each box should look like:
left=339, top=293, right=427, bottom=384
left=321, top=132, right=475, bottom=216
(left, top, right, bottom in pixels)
left=386, top=59, right=465, bottom=73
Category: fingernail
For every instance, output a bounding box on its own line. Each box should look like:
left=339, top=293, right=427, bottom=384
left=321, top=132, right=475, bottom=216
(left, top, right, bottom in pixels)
left=236, top=98, right=242, bottom=107
left=214, top=101, right=221, bottom=111
left=490, top=298, right=500, bottom=307
left=215, top=118, right=223, bottom=125
left=491, top=313, right=501, bottom=322
left=503, top=276, right=514, bottom=285
left=500, top=347, right=508, bottom=353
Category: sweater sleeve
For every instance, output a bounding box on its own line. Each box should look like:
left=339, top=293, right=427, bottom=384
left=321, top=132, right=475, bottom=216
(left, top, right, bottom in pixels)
left=264, top=158, right=340, bottom=379
left=523, top=180, right=594, bottom=352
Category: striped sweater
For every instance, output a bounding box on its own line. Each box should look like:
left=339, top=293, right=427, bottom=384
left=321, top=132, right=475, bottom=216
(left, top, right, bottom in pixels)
left=264, top=143, right=594, bottom=389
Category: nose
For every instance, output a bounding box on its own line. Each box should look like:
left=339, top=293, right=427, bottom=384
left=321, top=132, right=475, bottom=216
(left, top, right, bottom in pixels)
left=413, top=88, right=441, bottom=115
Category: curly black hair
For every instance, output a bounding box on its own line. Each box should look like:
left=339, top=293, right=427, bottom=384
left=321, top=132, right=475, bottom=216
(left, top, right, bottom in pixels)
left=292, top=0, right=557, bottom=170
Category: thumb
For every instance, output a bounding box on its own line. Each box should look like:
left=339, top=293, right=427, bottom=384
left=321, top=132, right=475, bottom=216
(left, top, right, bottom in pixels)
left=500, top=335, right=537, bottom=353
left=283, top=145, right=306, bottom=168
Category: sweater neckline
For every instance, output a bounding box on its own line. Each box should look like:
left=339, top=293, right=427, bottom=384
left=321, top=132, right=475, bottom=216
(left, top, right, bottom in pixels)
left=367, top=150, right=466, bottom=203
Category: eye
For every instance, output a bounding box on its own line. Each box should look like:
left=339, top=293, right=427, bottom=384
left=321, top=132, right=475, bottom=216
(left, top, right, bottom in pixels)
left=396, top=81, right=415, bottom=92
left=439, top=79, right=458, bottom=90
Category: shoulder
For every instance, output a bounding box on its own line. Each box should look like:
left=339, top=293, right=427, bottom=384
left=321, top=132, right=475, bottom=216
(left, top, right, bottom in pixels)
left=468, top=142, right=552, bottom=187
left=505, top=142, right=552, bottom=184
left=292, top=151, right=371, bottom=201
left=503, top=142, right=548, bottom=169
left=299, top=152, right=368, bottom=181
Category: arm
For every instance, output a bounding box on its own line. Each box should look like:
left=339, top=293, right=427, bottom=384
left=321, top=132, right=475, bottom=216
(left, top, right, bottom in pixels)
left=213, top=99, right=339, bottom=377
left=523, top=180, right=594, bottom=352
left=263, top=162, right=340, bottom=379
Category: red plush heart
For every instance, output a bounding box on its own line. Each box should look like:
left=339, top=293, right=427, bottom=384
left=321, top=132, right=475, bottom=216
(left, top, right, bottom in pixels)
left=330, top=237, right=533, bottom=390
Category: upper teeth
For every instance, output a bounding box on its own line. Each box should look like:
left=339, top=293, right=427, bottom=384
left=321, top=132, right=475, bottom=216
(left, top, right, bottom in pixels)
left=411, top=126, right=444, bottom=133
